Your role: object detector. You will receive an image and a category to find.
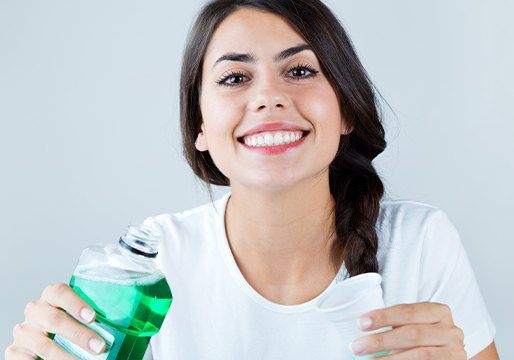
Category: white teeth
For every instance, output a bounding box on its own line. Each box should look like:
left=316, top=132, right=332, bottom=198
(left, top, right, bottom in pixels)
left=242, top=130, right=305, bottom=147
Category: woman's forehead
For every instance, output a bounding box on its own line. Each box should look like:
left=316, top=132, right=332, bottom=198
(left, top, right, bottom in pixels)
left=204, top=9, right=306, bottom=65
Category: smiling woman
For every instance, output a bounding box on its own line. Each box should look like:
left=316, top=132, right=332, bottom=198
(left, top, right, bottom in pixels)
left=160, top=0, right=498, bottom=359
left=172, top=0, right=497, bottom=359
left=4, top=0, right=499, bottom=359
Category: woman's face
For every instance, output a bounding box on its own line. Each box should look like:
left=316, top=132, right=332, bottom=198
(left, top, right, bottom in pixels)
left=198, top=8, right=350, bottom=191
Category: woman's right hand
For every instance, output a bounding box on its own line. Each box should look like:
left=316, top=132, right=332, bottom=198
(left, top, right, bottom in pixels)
left=5, top=283, right=106, bottom=359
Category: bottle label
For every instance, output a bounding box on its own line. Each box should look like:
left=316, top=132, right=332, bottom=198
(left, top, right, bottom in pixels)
left=54, top=321, right=115, bottom=360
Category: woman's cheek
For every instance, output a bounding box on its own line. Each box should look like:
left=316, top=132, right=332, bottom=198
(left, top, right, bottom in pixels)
left=212, top=126, right=243, bottom=172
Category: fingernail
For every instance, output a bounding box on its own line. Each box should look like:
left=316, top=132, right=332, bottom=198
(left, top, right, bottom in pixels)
left=350, top=340, right=366, bottom=355
left=88, top=337, right=105, bottom=354
left=357, top=316, right=372, bottom=330
left=80, top=307, right=95, bottom=322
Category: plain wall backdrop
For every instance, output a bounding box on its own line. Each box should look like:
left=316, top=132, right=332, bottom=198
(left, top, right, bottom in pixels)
left=1, top=0, right=512, bottom=357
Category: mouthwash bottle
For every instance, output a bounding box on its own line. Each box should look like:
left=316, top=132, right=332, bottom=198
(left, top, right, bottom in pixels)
left=47, top=219, right=173, bottom=360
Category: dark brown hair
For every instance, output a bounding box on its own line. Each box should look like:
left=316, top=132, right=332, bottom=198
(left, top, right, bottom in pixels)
left=180, top=0, right=387, bottom=277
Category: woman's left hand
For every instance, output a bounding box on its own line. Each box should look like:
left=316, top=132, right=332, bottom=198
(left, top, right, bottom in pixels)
left=349, top=302, right=466, bottom=359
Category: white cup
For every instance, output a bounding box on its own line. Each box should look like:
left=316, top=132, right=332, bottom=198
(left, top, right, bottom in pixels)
left=315, top=272, right=392, bottom=359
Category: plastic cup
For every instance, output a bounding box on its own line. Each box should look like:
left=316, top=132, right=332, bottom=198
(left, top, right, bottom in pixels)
left=315, top=272, right=392, bottom=359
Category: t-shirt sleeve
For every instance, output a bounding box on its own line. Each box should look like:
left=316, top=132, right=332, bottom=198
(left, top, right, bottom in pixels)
left=416, top=209, right=496, bottom=359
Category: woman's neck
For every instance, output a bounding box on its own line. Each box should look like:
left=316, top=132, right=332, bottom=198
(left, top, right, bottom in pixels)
left=224, top=173, right=339, bottom=303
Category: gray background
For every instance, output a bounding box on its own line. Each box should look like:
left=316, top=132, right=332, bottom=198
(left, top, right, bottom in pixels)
left=1, top=0, right=512, bottom=357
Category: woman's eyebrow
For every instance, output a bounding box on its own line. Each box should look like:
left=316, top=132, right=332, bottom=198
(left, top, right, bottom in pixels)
left=212, top=43, right=312, bottom=69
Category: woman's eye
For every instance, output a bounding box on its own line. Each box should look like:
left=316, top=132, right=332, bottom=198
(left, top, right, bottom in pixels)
left=215, top=63, right=319, bottom=88
left=216, top=71, right=248, bottom=87
left=287, top=64, right=319, bottom=80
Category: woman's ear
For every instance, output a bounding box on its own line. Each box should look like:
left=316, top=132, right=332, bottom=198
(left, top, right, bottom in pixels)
left=195, top=123, right=209, bottom=152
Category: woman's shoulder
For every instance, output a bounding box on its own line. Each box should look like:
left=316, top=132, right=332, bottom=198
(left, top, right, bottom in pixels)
left=378, top=196, right=448, bottom=228
left=376, top=196, right=459, bottom=251
left=144, top=193, right=227, bottom=229
left=140, top=193, right=229, bottom=254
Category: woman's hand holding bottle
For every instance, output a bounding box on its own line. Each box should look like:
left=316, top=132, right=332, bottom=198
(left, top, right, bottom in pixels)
left=5, top=283, right=106, bottom=360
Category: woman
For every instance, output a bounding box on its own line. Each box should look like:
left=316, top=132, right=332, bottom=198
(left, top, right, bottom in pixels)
left=6, top=0, right=499, bottom=359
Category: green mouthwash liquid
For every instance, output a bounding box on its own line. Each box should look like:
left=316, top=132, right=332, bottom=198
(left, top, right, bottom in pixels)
left=51, top=271, right=172, bottom=360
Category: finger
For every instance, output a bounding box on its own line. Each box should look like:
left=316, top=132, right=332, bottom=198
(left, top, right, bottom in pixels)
left=357, top=302, right=454, bottom=331
left=372, top=346, right=466, bottom=360
left=5, top=345, right=37, bottom=360
left=40, top=283, right=97, bottom=324
left=12, top=322, right=76, bottom=360
left=23, top=301, right=106, bottom=355
left=350, top=323, right=461, bottom=356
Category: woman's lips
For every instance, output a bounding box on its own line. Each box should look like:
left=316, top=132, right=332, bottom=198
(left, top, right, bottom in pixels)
left=237, top=131, right=310, bottom=155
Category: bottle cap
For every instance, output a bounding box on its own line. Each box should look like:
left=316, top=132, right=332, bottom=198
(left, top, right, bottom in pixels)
left=119, top=220, right=161, bottom=258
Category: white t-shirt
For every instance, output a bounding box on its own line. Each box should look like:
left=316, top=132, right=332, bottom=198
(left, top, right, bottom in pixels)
left=142, top=191, right=496, bottom=360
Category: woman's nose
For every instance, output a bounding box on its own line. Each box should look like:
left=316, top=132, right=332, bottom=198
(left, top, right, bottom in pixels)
left=254, top=96, right=287, bottom=112
left=249, top=75, right=291, bottom=113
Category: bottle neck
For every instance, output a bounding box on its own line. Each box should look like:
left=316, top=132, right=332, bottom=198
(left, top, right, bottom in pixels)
left=117, top=242, right=157, bottom=267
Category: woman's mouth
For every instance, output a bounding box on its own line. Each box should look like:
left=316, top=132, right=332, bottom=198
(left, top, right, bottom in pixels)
left=237, top=130, right=310, bottom=155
